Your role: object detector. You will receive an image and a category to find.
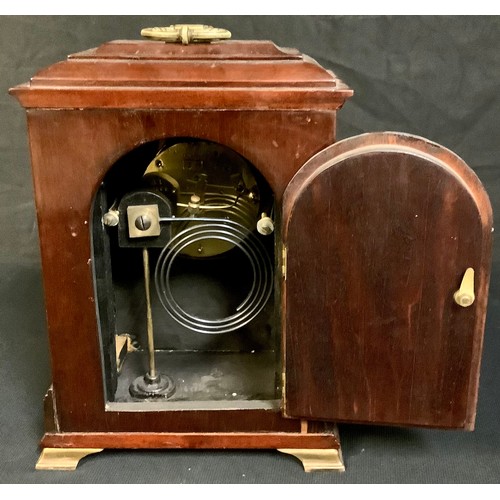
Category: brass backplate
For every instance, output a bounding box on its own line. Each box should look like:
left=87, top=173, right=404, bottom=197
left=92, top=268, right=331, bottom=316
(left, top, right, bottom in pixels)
left=144, top=141, right=262, bottom=257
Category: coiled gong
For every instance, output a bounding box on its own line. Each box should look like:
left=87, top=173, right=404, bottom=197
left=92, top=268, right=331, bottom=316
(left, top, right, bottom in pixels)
left=155, top=219, right=273, bottom=334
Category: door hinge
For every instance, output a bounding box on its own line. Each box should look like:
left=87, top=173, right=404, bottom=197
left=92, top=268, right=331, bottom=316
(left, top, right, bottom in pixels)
left=282, top=245, right=287, bottom=280
left=281, top=370, right=286, bottom=412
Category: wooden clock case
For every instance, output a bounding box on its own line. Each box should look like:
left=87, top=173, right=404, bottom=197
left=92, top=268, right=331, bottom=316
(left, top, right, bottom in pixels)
left=10, top=36, right=492, bottom=472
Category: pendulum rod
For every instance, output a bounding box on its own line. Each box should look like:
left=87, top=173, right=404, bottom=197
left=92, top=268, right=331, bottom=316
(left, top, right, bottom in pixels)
left=143, top=247, right=156, bottom=379
left=129, top=246, right=175, bottom=399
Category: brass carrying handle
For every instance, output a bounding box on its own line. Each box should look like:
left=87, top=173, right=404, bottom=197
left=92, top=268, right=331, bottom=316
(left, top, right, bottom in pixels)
left=454, top=268, right=475, bottom=307
left=141, top=25, right=231, bottom=45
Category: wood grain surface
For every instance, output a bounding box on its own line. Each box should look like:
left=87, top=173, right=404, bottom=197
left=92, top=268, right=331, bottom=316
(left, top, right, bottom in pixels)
left=10, top=39, right=352, bottom=110
left=282, top=133, right=492, bottom=429
left=41, top=430, right=340, bottom=450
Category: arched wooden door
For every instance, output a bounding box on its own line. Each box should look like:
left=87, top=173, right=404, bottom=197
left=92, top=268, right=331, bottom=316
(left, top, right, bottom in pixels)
left=281, top=132, right=492, bottom=429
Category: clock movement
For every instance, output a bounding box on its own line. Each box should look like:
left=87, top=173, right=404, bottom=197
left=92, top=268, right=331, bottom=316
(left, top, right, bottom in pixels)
left=9, top=25, right=493, bottom=472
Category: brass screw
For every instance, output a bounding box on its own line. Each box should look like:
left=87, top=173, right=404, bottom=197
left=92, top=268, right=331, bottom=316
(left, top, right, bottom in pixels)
left=135, top=215, right=152, bottom=231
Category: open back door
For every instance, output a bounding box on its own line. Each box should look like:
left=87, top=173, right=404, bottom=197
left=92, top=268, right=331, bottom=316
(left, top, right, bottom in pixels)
left=282, top=132, right=492, bottom=429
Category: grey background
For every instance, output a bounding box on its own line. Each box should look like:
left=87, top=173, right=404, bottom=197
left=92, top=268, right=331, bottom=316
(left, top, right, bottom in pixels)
left=0, top=15, right=499, bottom=483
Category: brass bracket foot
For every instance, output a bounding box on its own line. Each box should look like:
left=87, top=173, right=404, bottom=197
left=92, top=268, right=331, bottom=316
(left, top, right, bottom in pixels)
left=36, top=448, right=104, bottom=471
left=278, top=448, right=345, bottom=472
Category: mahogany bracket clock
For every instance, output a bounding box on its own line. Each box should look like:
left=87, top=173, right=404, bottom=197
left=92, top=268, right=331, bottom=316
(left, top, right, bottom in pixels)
left=10, top=25, right=493, bottom=472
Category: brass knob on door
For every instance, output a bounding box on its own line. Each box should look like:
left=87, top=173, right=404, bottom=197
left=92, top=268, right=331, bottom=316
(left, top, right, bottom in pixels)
left=454, top=268, right=475, bottom=307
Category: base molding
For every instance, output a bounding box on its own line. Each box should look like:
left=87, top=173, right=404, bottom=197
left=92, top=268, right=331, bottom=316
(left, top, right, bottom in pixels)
left=41, top=430, right=340, bottom=450
left=37, top=428, right=343, bottom=471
